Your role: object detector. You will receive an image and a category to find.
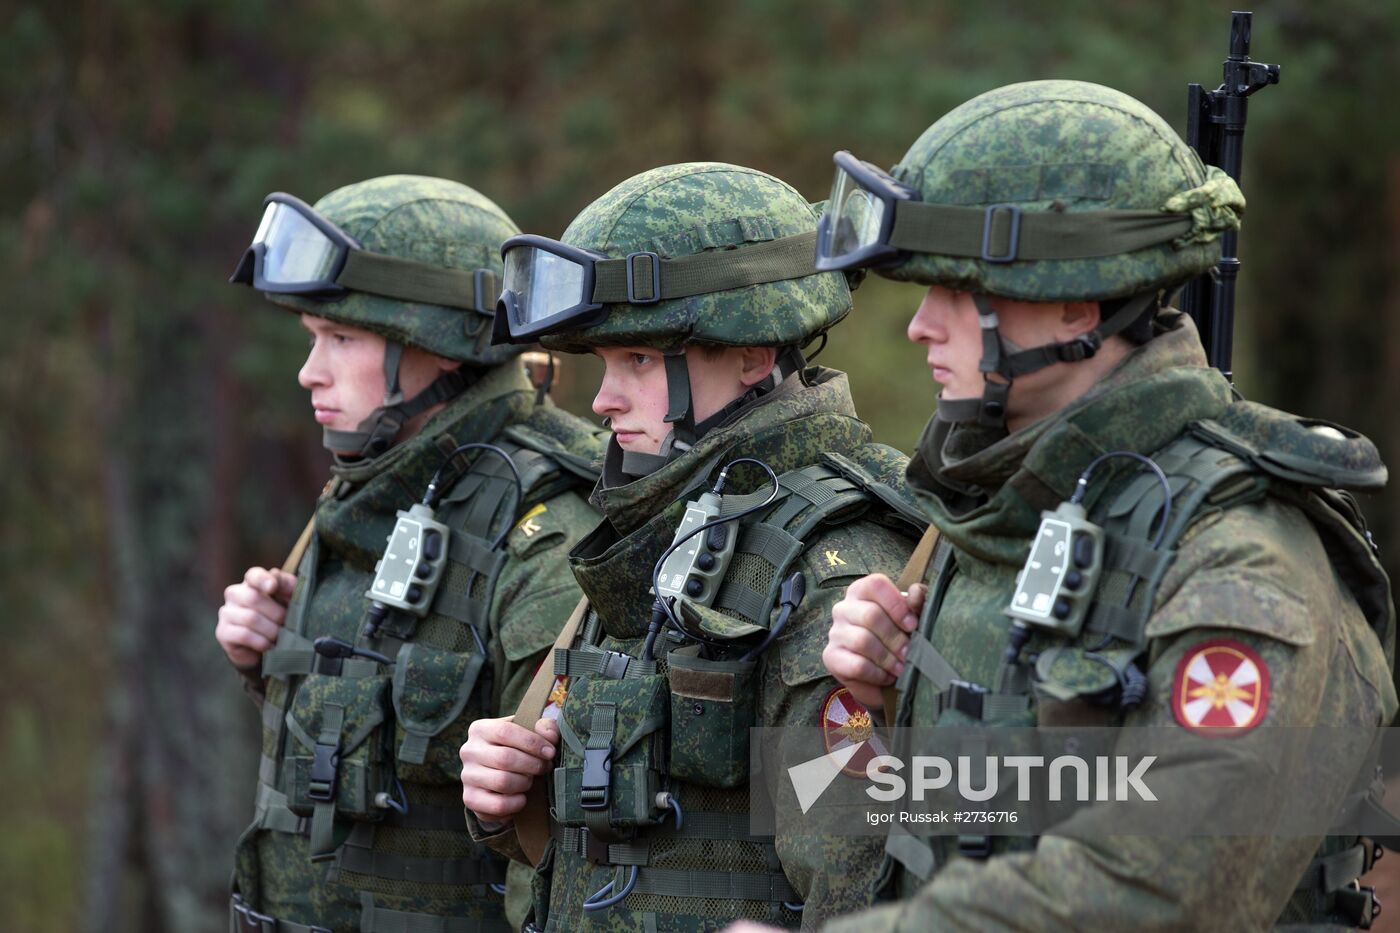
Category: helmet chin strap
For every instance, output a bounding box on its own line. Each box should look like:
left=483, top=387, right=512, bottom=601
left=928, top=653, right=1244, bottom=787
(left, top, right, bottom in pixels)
left=935, top=290, right=1161, bottom=430
left=616, top=345, right=807, bottom=479
left=323, top=340, right=470, bottom=459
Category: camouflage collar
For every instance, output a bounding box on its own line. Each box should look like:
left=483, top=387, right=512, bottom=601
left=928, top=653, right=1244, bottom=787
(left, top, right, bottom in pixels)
left=907, top=312, right=1234, bottom=565
left=588, top=366, right=869, bottom=536
left=317, top=362, right=537, bottom=568
left=570, top=366, right=873, bottom=639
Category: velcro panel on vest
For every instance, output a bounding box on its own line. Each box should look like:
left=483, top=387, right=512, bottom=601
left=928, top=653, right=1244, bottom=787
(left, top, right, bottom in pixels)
left=338, top=841, right=506, bottom=887
left=358, top=892, right=515, bottom=933
left=626, top=865, right=799, bottom=903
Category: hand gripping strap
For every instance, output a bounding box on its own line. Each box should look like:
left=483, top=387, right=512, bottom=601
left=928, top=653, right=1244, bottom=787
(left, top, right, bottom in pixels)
left=882, top=524, right=941, bottom=726
left=510, top=597, right=590, bottom=865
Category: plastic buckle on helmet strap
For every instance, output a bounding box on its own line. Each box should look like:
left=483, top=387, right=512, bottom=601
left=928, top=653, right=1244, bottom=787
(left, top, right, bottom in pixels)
left=980, top=204, right=1022, bottom=263
left=626, top=251, right=662, bottom=304
left=473, top=268, right=499, bottom=315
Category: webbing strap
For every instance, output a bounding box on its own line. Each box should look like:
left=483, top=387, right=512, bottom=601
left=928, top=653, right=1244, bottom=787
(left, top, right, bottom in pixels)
left=281, top=517, right=316, bottom=576
left=627, top=866, right=799, bottom=902
left=889, top=202, right=1192, bottom=262
left=582, top=705, right=617, bottom=841
left=554, top=648, right=657, bottom=679
left=882, top=524, right=941, bottom=725
left=905, top=634, right=960, bottom=693
left=254, top=784, right=309, bottom=836
left=338, top=844, right=505, bottom=887
left=308, top=704, right=344, bottom=861
left=884, top=824, right=936, bottom=881
left=1294, top=843, right=1368, bottom=895
left=339, top=249, right=482, bottom=311
left=511, top=598, right=590, bottom=866
left=357, top=893, right=513, bottom=933
left=591, top=231, right=819, bottom=305
left=553, top=827, right=651, bottom=866
left=263, top=638, right=381, bottom=680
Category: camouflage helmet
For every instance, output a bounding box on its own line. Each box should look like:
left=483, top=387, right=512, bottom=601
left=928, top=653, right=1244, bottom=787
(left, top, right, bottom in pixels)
left=266, top=174, right=524, bottom=366
left=538, top=162, right=852, bottom=354
left=881, top=80, right=1245, bottom=300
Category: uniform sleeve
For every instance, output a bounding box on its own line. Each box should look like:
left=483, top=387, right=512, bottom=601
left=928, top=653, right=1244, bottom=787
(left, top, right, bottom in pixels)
left=488, top=489, right=599, bottom=718
left=822, top=500, right=1395, bottom=933
left=759, top=519, right=917, bottom=929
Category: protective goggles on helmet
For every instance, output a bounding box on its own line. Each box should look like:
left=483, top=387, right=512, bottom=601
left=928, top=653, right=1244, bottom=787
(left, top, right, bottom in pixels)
left=814, top=150, right=1200, bottom=273
left=493, top=230, right=822, bottom=345
left=230, top=193, right=498, bottom=312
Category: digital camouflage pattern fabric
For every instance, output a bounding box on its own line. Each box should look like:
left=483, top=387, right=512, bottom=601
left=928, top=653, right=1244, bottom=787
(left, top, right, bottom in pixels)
left=883, top=80, right=1245, bottom=301
left=267, top=174, right=525, bottom=366
left=545, top=369, right=917, bottom=931
left=539, top=163, right=853, bottom=354
left=232, top=360, right=605, bottom=933
left=822, top=314, right=1397, bottom=932
left=471, top=368, right=920, bottom=932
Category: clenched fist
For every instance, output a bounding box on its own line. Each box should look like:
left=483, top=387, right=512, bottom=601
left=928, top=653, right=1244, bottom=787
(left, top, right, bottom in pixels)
left=215, top=566, right=297, bottom=670
left=459, top=715, right=559, bottom=823
left=823, top=573, right=926, bottom=708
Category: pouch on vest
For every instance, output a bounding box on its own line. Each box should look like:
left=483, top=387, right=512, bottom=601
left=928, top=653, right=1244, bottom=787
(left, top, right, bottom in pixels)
left=282, top=671, right=393, bottom=858
left=666, top=645, right=757, bottom=789
left=391, top=641, right=486, bottom=785
left=554, top=669, right=669, bottom=839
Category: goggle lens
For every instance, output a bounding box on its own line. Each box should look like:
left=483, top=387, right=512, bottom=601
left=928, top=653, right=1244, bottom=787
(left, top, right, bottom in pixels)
left=502, top=245, right=589, bottom=329
left=254, top=202, right=341, bottom=287
left=824, top=164, right=888, bottom=261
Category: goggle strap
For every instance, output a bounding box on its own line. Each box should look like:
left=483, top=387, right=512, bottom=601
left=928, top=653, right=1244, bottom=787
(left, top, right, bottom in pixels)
left=339, top=249, right=484, bottom=311
left=888, top=203, right=1193, bottom=263
left=590, top=230, right=821, bottom=305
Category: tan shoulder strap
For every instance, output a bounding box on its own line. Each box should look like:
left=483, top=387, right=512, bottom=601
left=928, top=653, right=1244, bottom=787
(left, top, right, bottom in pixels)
left=511, top=596, right=590, bottom=865
left=281, top=516, right=316, bottom=575
left=883, top=523, right=940, bottom=727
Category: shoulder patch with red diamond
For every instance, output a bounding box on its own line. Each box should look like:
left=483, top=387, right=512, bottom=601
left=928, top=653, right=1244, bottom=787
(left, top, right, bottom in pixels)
left=1171, top=638, right=1270, bottom=735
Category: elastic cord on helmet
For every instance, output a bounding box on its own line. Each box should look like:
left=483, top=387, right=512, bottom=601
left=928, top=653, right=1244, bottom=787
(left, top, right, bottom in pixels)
left=936, top=290, right=1160, bottom=430
left=323, top=340, right=471, bottom=458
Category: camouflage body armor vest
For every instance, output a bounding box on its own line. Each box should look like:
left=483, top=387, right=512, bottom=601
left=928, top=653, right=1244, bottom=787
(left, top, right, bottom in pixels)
left=231, top=406, right=600, bottom=933
left=531, top=447, right=924, bottom=933
left=881, top=400, right=1395, bottom=930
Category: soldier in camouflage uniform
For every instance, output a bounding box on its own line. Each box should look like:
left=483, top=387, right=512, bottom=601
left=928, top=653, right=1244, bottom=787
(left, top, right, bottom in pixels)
left=457, top=162, right=924, bottom=931
left=216, top=175, right=604, bottom=933
left=731, top=80, right=1397, bottom=932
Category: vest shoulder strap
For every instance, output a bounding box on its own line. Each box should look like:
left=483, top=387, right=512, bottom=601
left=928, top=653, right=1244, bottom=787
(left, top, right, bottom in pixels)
left=707, top=452, right=924, bottom=631
left=1086, top=405, right=1392, bottom=652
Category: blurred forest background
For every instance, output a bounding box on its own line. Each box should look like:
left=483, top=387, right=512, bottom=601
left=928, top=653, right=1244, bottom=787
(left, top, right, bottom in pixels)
left=2, top=1, right=1398, bottom=930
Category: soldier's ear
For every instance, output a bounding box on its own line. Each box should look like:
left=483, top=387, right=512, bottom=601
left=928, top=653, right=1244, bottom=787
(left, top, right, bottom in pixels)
left=737, top=346, right=777, bottom=388
left=1060, top=300, right=1102, bottom=338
